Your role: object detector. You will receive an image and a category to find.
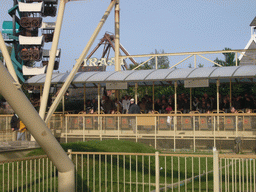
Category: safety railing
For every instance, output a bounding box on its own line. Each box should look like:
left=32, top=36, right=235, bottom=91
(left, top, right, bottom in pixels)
left=0, top=155, right=57, bottom=192
left=1, top=150, right=256, bottom=191
left=1, top=113, right=256, bottom=151
left=68, top=151, right=215, bottom=192
left=52, top=113, right=256, bottom=151
left=218, top=153, right=256, bottom=192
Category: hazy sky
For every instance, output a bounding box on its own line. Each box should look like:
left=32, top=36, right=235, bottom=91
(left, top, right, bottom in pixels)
left=1, top=0, right=256, bottom=72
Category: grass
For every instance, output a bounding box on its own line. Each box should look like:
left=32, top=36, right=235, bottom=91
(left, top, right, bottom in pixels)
left=26, top=139, right=157, bottom=156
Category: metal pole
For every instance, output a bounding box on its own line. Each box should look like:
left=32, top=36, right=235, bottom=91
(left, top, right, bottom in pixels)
left=153, top=82, right=155, bottom=111
left=0, top=32, right=19, bottom=84
left=135, top=83, right=138, bottom=104
left=174, top=81, right=177, bottom=152
left=213, top=147, right=220, bottom=192
left=175, top=82, right=177, bottom=114
left=114, top=1, right=120, bottom=112
left=230, top=79, right=232, bottom=107
left=155, top=152, right=160, bottom=192
left=217, top=80, right=220, bottom=131
left=39, top=0, right=67, bottom=119
left=45, top=0, right=117, bottom=123
left=155, top=56, right=158, bottom=69
left=62, top=95, right=65, bottom=115
left=114, top=0, right=120, bottom=71
left=194, top=54, right=196, bottom=68
left=98, top=83, right=100, bottom=115
left=84, top=84, right=86, bottom=111
left=0, top=61, right=75, bottom=192
left=190, top=88, right=192, bottom=111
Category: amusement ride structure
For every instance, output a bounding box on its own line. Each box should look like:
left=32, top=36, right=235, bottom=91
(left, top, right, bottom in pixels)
left=1, top=1, right=256, bottom=191
left=0, top=0, right=124, bottom=191
left=2, top=0, right=60, bottom=82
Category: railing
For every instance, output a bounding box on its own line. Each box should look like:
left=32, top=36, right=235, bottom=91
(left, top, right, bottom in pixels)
left=119, top=49, right=256, bottom=69
left=1, top=113, right=256, bottom=151
left=0, top=155, right=57, bottom=192
left=1, top=151, right=256, bottom=192
left=53, top=113, right=256, bottom=151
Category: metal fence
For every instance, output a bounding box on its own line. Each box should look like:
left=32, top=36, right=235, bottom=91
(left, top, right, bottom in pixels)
left=0, top=155, right=57, bottom=192
left=1, top=151, right=256, bottom=191
left=52, top=113, right=256, bottom=151
left=1, top=113, right=256, bottom=151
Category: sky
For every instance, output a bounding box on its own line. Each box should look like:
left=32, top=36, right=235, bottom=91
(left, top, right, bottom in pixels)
left=0, top=0, right=256, bottom=72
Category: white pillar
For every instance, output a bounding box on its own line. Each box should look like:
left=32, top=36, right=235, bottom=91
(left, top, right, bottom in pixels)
left=39, top=0, right=67, bottom=119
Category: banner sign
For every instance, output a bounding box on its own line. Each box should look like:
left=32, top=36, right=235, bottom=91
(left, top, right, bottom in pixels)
left=78, top=57, right=125, bottom=67
left=184, top=79, right=209, bottom=88
left=106, top=82, right=128, bottom=90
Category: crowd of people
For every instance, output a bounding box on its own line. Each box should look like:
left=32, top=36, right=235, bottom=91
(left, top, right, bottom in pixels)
left=82, top=92, right=256, bottom=114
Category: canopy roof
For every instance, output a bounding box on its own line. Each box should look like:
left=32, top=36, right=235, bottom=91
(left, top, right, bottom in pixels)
left=18, top=2, right=44, bottom=12
left=25, top=66, right=256, bottom=88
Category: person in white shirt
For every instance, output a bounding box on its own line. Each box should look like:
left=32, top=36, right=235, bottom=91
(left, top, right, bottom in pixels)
left=122, top=95, right=130, bottom=114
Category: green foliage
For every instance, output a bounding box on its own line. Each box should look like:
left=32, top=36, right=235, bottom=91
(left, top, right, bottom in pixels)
left=214, top=47, right=239, bottom=67
left=149, top=49, right=170, bottom=69
left=129, top=62, right=152, bottom=70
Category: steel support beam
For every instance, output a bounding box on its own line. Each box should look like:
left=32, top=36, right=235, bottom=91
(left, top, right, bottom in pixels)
left=114, top=0, right=120, bottom=71
left=45, top=0, right=117, bottom=123
left=39, top=0, right=67, bottom=119
left=0, top=61, right=75, bottom=192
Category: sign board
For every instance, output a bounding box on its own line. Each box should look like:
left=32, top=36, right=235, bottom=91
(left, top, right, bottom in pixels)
left=184, top=79, right=209, bottom=88
left=106, top=82, right=128, bottom=90
left=77, top=57, right=125, bottom=67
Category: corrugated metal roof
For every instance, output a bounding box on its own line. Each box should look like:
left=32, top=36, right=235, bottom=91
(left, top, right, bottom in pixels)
left=25, top=66, right=256, bottom=87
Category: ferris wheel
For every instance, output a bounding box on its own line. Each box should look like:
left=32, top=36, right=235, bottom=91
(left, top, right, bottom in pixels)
left=2, top=0, right=60, bottom=82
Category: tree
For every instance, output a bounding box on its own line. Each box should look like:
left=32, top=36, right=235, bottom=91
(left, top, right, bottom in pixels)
left=129, top=62, right=152, bottom=70
left=149, top=49, right=170, bottom=69
left=188, top=63, right=204, bottom=68
left=214, top=47, right=238, bottom=67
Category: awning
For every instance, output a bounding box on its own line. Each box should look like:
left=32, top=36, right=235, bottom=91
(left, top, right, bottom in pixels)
left=25, top=66, right=256, bottom=87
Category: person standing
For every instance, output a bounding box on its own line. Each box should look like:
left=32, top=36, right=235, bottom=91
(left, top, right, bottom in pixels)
left=18, top=121, right=26, bottom=141
left=128, top=98, right=140, bottom=133
left=128, top=98, right=140, bottom=114
left=10, top=113, right=19, bottom=141
left=122, top=95, right=130, bottom=114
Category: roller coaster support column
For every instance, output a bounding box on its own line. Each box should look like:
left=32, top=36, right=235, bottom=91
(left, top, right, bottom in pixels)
left=39, top=0, right=68, bottom=119
left=45, top=0, right=117, bottom=123
left=115, top=0, right=120, bottom=71
left=114, top=0, right=120, bottom=111
left=0, top=32, right=19, bottom=85
left=0, top=61, right=75, bottom=192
